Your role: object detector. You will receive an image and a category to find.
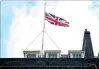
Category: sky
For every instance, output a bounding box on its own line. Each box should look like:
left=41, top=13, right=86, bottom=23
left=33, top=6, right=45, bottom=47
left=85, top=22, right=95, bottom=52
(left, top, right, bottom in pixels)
left=1, top=0, right=99, bottom=58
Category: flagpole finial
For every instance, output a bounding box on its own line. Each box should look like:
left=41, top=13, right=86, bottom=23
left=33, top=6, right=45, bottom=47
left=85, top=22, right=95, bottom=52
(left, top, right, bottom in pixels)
left=44, top=1, right=46, bottom=5
left=85, top=28, right=87, bottom=32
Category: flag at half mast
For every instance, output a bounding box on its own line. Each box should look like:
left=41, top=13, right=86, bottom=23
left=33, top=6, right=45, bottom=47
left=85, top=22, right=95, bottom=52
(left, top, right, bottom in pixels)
left=45, top=12, right=69, bottom=27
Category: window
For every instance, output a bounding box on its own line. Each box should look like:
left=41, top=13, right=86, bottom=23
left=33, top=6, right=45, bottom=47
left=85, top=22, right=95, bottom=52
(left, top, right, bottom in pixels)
left=48, top=53, right=57, bottom=58
left=79, top=53, right=81, bottom=57
left=27, top=54, right=36, bottom=58
left=73, top=53, right=82, bottom=58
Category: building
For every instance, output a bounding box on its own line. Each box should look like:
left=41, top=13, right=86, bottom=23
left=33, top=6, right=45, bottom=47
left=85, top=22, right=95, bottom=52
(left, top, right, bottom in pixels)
left=0, top=29, right=99, bottom=69
left=23, top=50, right=41, bottom=58
left=23, top=29, right=95, bottom=59
left=68, top=50, right=85, bottom=58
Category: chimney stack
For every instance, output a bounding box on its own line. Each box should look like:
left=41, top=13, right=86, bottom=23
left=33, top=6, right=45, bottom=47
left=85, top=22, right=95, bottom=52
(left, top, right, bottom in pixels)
left=82, top=29, right=94, bottom=58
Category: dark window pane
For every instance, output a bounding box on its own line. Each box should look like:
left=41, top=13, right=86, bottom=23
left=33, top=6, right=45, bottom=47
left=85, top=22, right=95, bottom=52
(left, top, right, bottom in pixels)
left=27, top=54, right=36, bottom=58
left=48, top=53, right=57, bottom=58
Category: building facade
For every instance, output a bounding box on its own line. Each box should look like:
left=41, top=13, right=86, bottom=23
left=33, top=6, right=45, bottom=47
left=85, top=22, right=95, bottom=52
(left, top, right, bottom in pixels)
left=0, top=29, right=99, bottom=69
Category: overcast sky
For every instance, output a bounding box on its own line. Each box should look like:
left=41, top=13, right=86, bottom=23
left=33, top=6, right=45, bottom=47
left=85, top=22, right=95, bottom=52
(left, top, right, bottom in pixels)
left=1, top=1, right=99, bottom=58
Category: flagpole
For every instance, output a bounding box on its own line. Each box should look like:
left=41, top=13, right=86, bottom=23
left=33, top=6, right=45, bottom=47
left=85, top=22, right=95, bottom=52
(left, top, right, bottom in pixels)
left=41, top=2, right=46, bottom=58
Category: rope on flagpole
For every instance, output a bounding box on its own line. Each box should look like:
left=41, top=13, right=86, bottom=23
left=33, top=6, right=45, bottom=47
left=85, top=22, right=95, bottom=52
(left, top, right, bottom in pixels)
left=45, top=31, right=61, bottom=50
left=45, top=31, right=66, bottom=54
left=23, top=31, right=43, bottom=51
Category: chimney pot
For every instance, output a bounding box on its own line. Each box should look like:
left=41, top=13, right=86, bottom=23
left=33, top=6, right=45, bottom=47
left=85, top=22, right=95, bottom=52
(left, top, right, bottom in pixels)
left=85, top=29, right=87, bottom=31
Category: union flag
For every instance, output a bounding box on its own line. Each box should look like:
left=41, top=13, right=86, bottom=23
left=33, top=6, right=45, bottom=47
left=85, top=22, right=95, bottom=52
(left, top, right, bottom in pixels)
left=45, top=12, right=69, bottom=27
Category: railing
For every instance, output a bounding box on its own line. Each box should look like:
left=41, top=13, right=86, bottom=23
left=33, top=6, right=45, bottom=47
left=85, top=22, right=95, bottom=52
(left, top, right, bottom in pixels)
left=0, top=58, right=99, bottom=69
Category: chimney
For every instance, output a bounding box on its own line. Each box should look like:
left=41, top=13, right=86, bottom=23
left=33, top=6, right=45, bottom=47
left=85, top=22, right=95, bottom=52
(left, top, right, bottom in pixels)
left=82, top=29, right=94, bottom=58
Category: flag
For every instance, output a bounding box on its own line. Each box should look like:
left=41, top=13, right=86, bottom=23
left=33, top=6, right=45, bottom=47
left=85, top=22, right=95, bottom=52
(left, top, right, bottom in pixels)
left=45, top=12, right=69, bottom=27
